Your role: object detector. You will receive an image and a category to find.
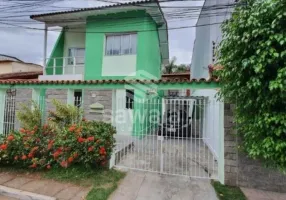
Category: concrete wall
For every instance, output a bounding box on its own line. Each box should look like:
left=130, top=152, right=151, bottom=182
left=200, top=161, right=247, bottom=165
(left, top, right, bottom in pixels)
left=0, top=62, right=13, bottom=74
left=11, top=62, right=42, bottom=73
left=224, top=103, right=286, bottom=192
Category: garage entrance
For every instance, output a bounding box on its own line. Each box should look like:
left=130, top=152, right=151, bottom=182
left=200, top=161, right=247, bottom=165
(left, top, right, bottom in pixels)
left=113, top=96, right=223, bottom=180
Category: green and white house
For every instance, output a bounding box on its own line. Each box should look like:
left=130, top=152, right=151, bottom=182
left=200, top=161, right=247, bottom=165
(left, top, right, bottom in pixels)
left=0, top=0, right=224, bottom=183
left=30, top=0, right=169, bottom=136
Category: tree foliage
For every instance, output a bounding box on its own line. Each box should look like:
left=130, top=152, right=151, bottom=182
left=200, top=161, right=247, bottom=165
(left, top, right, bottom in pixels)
left=218, top=0, right=286, bottom=169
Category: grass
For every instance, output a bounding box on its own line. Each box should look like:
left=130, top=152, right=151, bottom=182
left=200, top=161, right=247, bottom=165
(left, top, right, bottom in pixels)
left=212, top=181, right=247, bottom=200
left=0, top=164, right=126, bottom=200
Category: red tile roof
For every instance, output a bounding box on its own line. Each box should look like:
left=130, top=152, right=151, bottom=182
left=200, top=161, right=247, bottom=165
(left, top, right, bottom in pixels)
left=0, top=78, right=219, bottom=85
left=0, top=71, right=42, bottom=80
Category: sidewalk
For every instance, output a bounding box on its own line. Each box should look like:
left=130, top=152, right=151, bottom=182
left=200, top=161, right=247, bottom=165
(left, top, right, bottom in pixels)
left=241, top=188, right=286, bottom=200
left=0, top=172, right=90, bottom=200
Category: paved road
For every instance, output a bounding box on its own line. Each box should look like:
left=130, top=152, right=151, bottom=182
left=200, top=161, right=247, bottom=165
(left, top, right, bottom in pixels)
left=109, top=170, right=218, bottom=200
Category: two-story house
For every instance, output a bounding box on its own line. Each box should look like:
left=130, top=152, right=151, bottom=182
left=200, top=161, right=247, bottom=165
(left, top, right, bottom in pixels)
left=30, top=0, right=169, bottom=135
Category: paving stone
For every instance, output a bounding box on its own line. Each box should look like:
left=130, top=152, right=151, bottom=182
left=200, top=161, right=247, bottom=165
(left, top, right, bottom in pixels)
left=0, top=174, right=15, bottom=185
left=19, top=180, right=49, bottom=193
left=54, top=186, right=83, bottom=200
left=35, top=182, right=69, bottom=197
left=3, top=177, right=33, bottom=189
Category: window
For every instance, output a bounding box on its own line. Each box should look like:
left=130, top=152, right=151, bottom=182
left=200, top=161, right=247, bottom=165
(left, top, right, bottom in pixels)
left=68, top=48, right=85, bottom=65
left=105, top=33, right=137, bottom=56
left=74, top=90, right=82, bottom=107
left=126, top=90, right=134, bottom=109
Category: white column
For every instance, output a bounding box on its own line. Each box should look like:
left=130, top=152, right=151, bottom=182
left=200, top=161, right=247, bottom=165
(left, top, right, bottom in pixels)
left=0, top=89, right=6, bottom=134
left=109, top=89, right=116, bottom=169
left=43, top=24, right=48, bottom=75
left=218, top=101, right=225, bottom=184
left=67, top=89, right=74, bottom=105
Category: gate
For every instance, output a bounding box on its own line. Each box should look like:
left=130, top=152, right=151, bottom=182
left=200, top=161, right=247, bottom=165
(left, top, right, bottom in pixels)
left=113, top=96, right=223, bottom=180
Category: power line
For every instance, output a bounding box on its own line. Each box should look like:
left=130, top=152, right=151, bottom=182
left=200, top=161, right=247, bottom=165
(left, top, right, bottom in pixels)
left=0, top=20, right=224, bottom=33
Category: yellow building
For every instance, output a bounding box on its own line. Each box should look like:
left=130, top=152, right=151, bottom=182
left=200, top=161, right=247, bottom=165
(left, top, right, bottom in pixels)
left=0, top=54, right=42, bottom=74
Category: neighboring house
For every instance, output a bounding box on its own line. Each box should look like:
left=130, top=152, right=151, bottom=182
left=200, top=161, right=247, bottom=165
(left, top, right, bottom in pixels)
left=190, top=0, right=234, bottom=157
left=162, top=71, right=191, bottom=96
left=30, top=0, right=169, bottom=136
left=0, top=54, right=42, bottom=74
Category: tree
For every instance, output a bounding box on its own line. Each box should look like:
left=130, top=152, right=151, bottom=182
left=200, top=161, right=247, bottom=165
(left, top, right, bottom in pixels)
left=217, top=0, right=286, bottom=170
left=164, top=56, right=177, bottom=74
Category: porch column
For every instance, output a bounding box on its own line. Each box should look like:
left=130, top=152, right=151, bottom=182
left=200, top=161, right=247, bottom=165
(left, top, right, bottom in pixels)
left=43, top=24, right=48, bottom=75
left=0, top=89, right=6, bottom=134
left=109, top=89, right=116, bottom=169
left=67, top=89, right=74, bottom=105
left=32, top=89, right=46, bottom=123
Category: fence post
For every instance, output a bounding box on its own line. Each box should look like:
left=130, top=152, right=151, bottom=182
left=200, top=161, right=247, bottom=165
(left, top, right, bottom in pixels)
left=0, top=89, right=6, bottom=134
left=32, top=89, right=46, bottom=123
left=218, top=101, right=225, bottom=184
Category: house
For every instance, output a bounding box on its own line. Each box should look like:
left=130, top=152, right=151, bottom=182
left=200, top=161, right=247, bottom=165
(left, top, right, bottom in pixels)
left=190, top=0, right=234, bottom=159
left=162, top=71, right=191, bottom=96
left=0, top=54, right=42, bottom=74
left=30, top=0, right=169, bottom=136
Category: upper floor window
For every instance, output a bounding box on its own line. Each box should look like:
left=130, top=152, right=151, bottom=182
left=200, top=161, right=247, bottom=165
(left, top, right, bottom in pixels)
left=105, top=33, right=137, bottom=56
left=68, top=48, right=85, bottom=65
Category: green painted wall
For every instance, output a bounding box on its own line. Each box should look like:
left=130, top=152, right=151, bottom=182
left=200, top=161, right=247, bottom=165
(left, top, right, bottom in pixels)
left=85, top=10, right=161, bottom=80
left=47, top=31, right=65, bottom=75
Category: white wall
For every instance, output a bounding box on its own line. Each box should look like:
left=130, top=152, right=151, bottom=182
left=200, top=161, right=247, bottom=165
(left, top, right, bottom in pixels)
left=63, top=26, right=86, bottom=57
left=12, top=62, right=42, bottom=72
left=191, top=0, right=234, bottom=79
left=102, top=55, right=137, bottom=76
left=192, top=89, right=220, bottom=158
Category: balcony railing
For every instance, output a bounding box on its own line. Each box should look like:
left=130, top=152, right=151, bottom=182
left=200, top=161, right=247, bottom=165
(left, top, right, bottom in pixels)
left=45, top=57, right=84, bottom=75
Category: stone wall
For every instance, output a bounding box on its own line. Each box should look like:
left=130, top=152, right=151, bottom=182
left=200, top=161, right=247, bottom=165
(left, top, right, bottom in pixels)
left=14, top=89, right=32, bottom=130
left=45, top=89, right=68, bottom=118
left=224, top=103, right=286, bottom=192
left=83, top=89, right=112, bottom=122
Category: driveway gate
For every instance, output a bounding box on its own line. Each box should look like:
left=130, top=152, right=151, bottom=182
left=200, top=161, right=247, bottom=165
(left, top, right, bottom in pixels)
left=113, top=96, right=223, bottom=180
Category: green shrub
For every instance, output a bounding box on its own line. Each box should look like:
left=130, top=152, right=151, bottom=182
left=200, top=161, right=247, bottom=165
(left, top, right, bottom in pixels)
left=217, top=0, right=286, bottom=169
left=16, top=101, right=42, bottom=129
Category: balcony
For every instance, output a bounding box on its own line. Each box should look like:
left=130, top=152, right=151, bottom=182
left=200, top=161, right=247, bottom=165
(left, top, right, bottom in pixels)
left=39, top=57, right=84, bottom=81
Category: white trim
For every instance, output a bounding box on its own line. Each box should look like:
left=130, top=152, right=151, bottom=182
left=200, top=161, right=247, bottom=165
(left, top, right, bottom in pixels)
left=39, top=74, right=83, bottom=81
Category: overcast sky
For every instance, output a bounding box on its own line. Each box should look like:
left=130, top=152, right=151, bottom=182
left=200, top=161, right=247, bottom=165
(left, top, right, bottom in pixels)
left=0, top=0, right=204, bottom=65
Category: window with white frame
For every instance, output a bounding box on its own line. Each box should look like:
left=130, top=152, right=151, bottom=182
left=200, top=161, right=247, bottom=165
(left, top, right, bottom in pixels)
left=105, top=33, right=137, bottom=56
left=68, top=48, right=85, bottom=65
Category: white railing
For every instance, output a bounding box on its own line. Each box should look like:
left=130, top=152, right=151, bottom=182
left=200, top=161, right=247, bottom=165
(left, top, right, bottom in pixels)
left=45, top=57, right=85, bottom=75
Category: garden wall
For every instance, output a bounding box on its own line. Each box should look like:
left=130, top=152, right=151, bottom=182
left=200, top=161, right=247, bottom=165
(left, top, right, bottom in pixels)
left=224, top=103, right=286, bottom=192
left=83, top=89, right=112, bottom=122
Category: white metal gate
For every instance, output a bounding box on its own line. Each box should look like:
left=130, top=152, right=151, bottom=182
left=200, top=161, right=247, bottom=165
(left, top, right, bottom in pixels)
left=113, top=96, right=223, bottom=180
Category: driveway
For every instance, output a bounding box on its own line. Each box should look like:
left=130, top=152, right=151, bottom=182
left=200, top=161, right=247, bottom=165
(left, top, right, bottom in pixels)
left=109, top=170, right=218, bottom=200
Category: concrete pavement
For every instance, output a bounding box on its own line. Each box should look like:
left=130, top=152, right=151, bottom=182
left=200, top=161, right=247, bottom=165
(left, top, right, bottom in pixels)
left=0, top=172, right=89, bottom=200
left=241, top=187, right=286, bottom=200
left=109, top=170, right=218, bottom=200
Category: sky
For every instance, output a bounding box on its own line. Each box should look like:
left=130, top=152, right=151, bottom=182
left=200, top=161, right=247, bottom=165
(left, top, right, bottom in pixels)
left=0, top=0, right=204, bottom=65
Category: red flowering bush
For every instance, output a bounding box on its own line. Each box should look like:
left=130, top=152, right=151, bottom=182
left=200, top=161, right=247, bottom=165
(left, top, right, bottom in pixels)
left=0, top=121, right=116, bottom=169
left=0, top=100, right=116, bottom=169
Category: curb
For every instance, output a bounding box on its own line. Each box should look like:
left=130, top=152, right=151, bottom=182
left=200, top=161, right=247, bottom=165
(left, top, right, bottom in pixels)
left=0, top=185, right=56, bottom=200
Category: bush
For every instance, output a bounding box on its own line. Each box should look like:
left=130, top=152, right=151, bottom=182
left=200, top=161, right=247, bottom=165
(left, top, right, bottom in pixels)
left=217, top=0, right=286, bottom=169
left=0, top=100, right=116, bottom=169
